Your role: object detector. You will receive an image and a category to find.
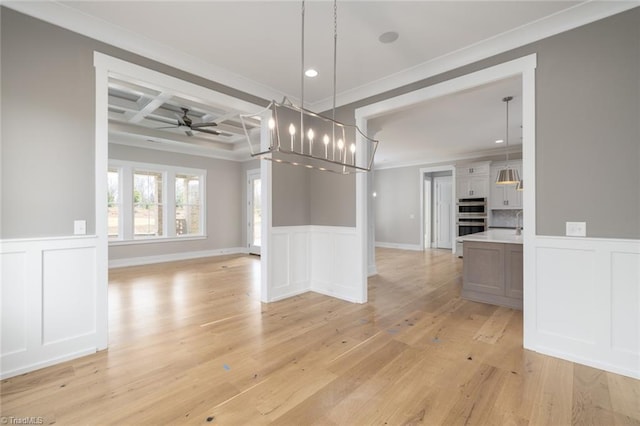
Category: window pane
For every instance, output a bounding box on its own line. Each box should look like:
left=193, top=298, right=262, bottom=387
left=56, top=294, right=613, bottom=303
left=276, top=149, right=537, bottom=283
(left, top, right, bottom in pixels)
left=176, top=174, right=201, bottom=236
left=134, top=171, right=163, bottom=237
left=108, top=169, right=119, bottom=239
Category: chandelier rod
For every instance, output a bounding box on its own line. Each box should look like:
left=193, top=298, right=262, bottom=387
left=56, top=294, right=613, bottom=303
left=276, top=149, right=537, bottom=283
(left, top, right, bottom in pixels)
left=300, top=0, right=305, bottom=150
left=332, top=0, right=337, bottom=122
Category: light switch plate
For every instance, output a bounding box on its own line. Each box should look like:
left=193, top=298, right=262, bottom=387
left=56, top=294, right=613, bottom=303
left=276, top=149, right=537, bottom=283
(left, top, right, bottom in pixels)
left=74, top=220, right=86, bottom=235
left=566, top=221, right=586, bottom=237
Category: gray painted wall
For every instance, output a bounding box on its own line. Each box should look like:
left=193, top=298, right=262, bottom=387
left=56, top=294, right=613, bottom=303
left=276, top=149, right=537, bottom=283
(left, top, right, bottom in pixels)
left=2, top=7, right=639, bottom=241
left=271, top=161, right=311, bottom=226
left=0, top=7, right=267, bottom=239
left=340, top=8, right=640, bottom=239
left=108, top=144, right=243, bottom=260
left=270, top=105, right=356, bottom=228
left=1, top=8, right=95, bottom=238
left=375, top=167, right=422, bottom=245
left=374, top=154, right=515, bottom=246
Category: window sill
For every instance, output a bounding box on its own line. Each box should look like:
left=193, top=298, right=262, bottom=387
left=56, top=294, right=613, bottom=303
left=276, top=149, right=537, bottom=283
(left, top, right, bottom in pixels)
left=109, top=235, right=207, bottom=246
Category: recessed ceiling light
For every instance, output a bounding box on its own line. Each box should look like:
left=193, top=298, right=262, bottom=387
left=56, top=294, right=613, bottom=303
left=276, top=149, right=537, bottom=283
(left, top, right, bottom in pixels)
left=495, top=139, right=504, bottom=144
left=305, top=68, right=318, bottom=78
left=378, top=31, right=399, bottom=44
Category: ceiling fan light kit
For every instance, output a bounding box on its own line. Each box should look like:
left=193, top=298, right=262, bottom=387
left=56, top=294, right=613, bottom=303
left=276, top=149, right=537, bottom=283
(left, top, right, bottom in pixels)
left=495, top=96, right=521, bottom=185
left=241, top=0, right=378, bottom=174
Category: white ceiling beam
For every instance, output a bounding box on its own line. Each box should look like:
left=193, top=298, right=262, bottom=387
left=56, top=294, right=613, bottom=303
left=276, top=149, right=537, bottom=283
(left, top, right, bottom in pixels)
left=128, top=92, right=175, bottom=124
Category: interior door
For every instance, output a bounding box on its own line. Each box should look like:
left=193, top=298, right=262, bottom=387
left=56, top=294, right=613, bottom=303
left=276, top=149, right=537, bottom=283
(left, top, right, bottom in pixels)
left=435, top=176, right=453, bottom=249
left=247, top=169, right=261, bottom=255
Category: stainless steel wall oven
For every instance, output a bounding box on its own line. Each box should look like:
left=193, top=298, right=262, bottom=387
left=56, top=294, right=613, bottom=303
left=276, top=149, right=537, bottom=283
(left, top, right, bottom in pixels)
left=456, top=198, right=487, bottom=255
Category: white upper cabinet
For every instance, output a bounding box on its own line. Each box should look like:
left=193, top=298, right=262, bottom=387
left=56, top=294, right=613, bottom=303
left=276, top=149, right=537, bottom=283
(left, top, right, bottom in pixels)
left=456, top=162, right=490, bottom=199
left=490, top=160, right=522, bottom=209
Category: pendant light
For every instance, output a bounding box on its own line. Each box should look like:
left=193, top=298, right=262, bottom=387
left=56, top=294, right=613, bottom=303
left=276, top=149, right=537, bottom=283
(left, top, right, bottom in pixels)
left=496, top=96, right=520, bottom=184
left=240, top=0, right=378, bottom=174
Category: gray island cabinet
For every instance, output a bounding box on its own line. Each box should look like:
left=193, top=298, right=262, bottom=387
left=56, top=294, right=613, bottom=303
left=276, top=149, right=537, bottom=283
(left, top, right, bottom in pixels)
left=461, top=229, right=523, bottom=310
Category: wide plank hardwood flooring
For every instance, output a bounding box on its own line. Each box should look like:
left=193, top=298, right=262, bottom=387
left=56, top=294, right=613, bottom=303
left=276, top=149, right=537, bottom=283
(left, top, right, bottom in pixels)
left=1, top=248, right=639, bottom=425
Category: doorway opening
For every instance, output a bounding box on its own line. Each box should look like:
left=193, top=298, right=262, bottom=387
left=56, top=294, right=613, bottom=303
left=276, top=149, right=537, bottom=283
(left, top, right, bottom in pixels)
left=95, top=53, right=266, bottom=348
left=247, top=169, right=262, bottom=255
left=420, top=166, right=456, bottom=252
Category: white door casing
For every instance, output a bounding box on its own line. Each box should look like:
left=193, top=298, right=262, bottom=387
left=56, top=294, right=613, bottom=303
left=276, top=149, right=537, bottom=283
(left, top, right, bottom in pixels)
left=435, top=176, right=453, bottom=249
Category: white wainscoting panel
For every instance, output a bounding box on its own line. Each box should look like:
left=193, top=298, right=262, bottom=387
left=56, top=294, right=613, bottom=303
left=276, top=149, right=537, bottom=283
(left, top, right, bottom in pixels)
left=536, top=247, right=596, bottom=344
left=266, top=226, right=362, bottom=304
left=42, top=247, right=97, bottom=345
left=611, top=252, right=639, bottom=355
left=267, top=227, right=310, bottom=301
left=311, top=226, right=362, bottom=303
left=1, top=236, right=100, bottom=379
left=1, top=251, right=28, bottom=357
left=527, top=236, right=640, bottom=379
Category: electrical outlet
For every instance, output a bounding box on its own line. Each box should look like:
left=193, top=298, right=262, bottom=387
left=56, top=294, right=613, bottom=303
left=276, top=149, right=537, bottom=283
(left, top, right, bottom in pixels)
left=566, top=221, right=586, bottom=237
left=74, top=220, right=86, bottom=235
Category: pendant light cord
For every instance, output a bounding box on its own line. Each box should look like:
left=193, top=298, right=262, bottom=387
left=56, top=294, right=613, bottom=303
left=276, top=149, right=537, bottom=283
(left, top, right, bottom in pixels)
left=504, top=96, right=512, bottom=167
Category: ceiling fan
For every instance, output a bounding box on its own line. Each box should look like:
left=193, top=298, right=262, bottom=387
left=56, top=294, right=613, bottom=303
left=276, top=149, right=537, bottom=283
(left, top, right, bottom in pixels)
left=159, top=107, right=228, bottom=137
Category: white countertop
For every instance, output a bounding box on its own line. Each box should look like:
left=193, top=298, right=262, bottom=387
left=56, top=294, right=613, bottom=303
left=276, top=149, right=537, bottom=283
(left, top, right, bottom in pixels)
left=459, top=228, right=523, bottom=244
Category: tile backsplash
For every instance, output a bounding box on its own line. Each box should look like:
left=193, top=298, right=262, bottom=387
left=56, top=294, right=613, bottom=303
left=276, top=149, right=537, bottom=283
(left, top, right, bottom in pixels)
left=491, top=209, right=523, bottom=228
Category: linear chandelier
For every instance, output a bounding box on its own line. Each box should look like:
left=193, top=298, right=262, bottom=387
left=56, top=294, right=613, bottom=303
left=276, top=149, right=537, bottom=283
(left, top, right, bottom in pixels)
left=241, top=1, right=378, bottom=174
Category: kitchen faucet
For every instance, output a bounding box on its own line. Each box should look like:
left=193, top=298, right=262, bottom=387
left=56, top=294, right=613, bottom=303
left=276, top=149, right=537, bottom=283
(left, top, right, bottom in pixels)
left=515, top=210, right=523, bottom=235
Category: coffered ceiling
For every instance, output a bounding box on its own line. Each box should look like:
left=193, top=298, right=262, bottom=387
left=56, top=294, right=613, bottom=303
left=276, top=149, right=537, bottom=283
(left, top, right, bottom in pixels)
left=107, top=77, right=257, bottom=160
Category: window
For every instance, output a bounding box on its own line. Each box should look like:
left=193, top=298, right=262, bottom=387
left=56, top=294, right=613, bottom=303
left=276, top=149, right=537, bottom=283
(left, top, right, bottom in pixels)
left=175, top=174, right=201, bottom=236
left=107, top=168, right=121, bottom=240
left=133, top=171, right=164, bottom=237
left=108, top=161, right=206, bottom=243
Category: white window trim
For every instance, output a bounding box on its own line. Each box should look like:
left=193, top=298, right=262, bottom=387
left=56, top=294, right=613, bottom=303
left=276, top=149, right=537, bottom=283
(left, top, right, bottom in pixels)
left=108, top=159, right=207, bottom=244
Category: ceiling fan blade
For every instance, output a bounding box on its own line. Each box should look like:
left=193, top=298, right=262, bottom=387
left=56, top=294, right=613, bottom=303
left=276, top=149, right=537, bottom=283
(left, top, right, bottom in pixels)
left=192, top=127, right=221, bottom=136
left=175, top=112, right=186, bottom=126
left=190, top=122, right=218, bottom=128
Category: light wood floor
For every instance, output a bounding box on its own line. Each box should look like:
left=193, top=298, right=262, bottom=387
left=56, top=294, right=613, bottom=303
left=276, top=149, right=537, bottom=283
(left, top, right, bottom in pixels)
left=2, top=248, right=639, bottom=425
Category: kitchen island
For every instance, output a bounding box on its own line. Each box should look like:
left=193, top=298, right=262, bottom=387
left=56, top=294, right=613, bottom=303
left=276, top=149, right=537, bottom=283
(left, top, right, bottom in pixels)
left=460, top=229, right=523, bottom=309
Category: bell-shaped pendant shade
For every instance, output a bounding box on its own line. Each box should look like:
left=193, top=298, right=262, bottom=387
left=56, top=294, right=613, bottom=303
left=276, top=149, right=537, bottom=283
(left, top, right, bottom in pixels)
left=496, top=167, right=520, bottom=184
left=516, top=179, right=524, bottom=191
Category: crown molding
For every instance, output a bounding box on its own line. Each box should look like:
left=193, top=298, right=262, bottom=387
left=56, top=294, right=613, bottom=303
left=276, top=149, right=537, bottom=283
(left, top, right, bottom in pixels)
left=374, top=146, right=523, bottom=171
left=4, top=1, right=638, bottom=112
left=311, top=1, right=640, bottom=112
left=2, top=0, right=285, bottom=104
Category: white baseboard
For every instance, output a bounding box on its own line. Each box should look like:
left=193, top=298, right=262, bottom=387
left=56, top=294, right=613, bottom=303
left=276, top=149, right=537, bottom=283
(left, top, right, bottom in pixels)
left=375, top=241, right=422, bottom=251
left=1, top=347, right=96, bottom=380
left=531, top=344, right=639, bottom=380
left=311, top=283, right=366, bottom=304
left=108, top=247, right=249, bottom=268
